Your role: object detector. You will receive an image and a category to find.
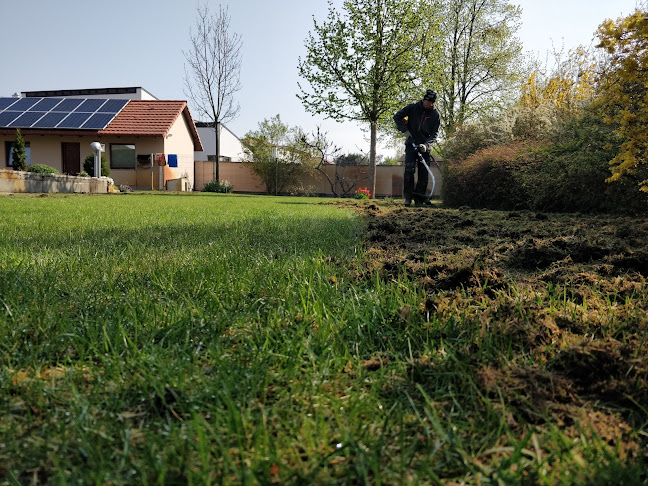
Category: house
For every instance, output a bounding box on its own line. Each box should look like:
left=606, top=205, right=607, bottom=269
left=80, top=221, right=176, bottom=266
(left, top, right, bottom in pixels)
left=194, top=122, right=245, bottom=162
left=0, top=93, right=203, bottom=190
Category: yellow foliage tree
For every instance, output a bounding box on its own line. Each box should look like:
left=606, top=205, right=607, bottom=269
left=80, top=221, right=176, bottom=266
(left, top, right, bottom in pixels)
left=519, top=47, right=596, bottom=113
left=595, top=10, right=648, bottom=191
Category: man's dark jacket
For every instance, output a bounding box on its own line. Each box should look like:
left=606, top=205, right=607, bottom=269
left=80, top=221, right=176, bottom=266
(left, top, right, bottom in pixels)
left=393, top=101, right=441, bottom=147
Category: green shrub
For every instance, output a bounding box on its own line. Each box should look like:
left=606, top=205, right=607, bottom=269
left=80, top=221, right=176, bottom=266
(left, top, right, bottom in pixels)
left=523, top=115, right=648, bottom=213
left=83, top=153, right=110, bottom=177
left=442, top=114, right=648, bottom=214
left=442, top=142, right=536, bottom=210
left=203, top=179, right=233, bottom=193
left=78, top=171, right=90, bottom=177
left=26, top=164, right=59, bottom=174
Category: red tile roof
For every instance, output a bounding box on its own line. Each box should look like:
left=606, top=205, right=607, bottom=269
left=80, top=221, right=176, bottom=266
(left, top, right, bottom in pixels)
left=100, top=100, right=203, bottom=151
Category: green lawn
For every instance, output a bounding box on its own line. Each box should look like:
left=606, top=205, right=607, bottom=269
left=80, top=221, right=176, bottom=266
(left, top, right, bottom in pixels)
left=0, top=193, right=407, bottom=484
left=0, top=193, right=645, bottom=484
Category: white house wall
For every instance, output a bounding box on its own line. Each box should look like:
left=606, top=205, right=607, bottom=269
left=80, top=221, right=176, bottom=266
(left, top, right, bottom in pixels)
left=195, top=124, right=244, bottom=162
left=110, top=138, right=165, bottom=188
left=163, top=113, right=197, bottom=188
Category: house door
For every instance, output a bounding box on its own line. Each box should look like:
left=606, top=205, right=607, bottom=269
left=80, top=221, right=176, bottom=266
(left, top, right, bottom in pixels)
left=62, top=142, right=81, bottom=175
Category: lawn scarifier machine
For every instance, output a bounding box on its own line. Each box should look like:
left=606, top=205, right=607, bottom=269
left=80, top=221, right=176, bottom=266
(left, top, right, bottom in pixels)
left=410, top=141, right=436, bottom=204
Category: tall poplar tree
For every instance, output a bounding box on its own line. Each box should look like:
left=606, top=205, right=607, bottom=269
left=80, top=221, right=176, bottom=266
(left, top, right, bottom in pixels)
left=298, top=0, right=438, bottom=197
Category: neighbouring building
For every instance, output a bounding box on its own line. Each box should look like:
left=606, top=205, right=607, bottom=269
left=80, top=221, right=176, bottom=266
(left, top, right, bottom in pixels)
left=194, top=122, right=245, bottom=163
left=21, top=86, right=158, bottom=101
left=0, top=89, right=203, bottom=190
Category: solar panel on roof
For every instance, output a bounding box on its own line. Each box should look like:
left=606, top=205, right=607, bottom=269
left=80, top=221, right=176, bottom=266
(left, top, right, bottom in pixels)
left=0, top=111, right=21, bottom=126
left=0, top=97, right=127, bottom=130
left=29, top=98, right=63, bottom=112
left=74, top=99, right=106, bottom=113
left=10, top=98, right=41, bottom=111
left=8, top=112, right=47, bottom=127
left=31, top=112, right=68, bottom=128
left=52, top=99, right=84, bottom=112
left=82, top=113, right=115, bottom=129
left=57, top=112, right=93, bottom=129
left=0, top=98, right=18, bottom=110
left=97, top=99, right=129, bottom=113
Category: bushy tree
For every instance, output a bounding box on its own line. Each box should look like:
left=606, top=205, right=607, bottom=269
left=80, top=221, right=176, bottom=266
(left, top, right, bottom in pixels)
left=442, top=48, right=598, bottom=162
left=243, top=115, right=315, bottom=195
left=519, top=48, right=596, bottom=113
left=298, top=0, right=437, bottom=198
left=515, top=47, right=597, bottom=141
left=422, top=0, right=524, bottom=137
left=335, top=153, right=368, bottom=166
left=379, top=156, right=401, bottom=166
left=595, top=9, right=648, bottom=192
left=11, top=129, right=28, bottom=172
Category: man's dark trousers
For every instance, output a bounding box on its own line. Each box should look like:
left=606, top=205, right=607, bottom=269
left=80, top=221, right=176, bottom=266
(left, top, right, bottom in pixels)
left=404, top=143, right=430, bottom=202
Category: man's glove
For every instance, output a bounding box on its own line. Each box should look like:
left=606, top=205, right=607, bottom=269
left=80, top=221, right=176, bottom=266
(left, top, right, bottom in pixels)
left=403, top=130, right=412, bottom=140
left=418, top=144, right=428, bottom=153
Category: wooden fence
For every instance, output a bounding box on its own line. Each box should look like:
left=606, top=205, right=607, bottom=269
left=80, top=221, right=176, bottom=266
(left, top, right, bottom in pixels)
left=194, top=161, right=442, bottom=198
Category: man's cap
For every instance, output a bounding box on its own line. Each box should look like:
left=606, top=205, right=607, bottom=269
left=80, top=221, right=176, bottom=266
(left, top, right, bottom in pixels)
left=423, top=89, right=437, bottom=102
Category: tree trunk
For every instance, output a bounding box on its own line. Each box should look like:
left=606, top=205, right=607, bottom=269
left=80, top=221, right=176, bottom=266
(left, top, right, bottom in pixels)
left=214, top=122, right=221, bottom=182
left=369, top=121, right=377, bottom=199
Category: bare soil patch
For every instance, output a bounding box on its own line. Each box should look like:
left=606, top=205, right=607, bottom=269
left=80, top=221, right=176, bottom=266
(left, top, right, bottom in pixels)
left=351, top=201, right=648, bottom=463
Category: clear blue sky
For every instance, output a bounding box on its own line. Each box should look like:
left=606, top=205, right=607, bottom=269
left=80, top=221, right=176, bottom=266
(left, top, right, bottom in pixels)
left=0, top=0, right=641, bottom=156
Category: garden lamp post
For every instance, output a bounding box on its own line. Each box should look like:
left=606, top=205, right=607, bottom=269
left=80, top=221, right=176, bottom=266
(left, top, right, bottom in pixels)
left=90, top=142, right=104, bottom=178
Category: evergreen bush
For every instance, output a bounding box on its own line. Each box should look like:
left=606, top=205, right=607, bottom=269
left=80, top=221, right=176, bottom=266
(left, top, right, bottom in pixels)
left=203, top=179, right=233, bottom=193
left=26, top=164, right=59, bottom=174
left=11, top=129, right=28, bottom=172
left=83, top=153, right=110, bottom=177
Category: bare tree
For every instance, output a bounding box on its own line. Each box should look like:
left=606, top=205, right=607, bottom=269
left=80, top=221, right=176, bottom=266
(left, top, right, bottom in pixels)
left=301, top=128, right=370, bottom=197
left=184, top=3, right=242, bottom=182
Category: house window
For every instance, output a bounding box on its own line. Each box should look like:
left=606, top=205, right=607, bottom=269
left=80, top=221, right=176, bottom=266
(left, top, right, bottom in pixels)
left=110, top=144, right=136, bottom=169
left=5, top=141, right=31, bottom=167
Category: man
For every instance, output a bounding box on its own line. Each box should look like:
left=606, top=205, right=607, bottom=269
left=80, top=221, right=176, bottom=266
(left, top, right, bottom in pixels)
left=393, top=89, right=441, bottom=206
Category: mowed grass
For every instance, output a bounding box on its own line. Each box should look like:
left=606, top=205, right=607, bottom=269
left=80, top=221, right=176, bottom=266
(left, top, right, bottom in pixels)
left=0, top=193, right=646, bottom=484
